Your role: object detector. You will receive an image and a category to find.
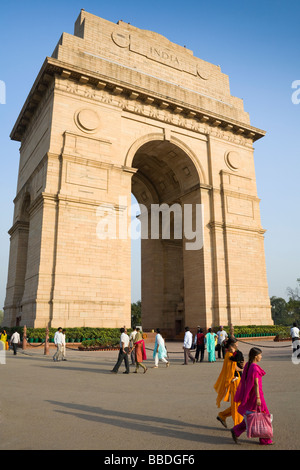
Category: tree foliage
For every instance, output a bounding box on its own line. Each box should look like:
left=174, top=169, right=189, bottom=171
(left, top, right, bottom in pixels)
left=271, top=280, right=300, bottom=326
left=131, top=300, right=141, bottom=327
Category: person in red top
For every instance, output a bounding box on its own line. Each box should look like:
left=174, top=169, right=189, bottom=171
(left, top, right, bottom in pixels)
left=195, top=327, right=205, bottom=362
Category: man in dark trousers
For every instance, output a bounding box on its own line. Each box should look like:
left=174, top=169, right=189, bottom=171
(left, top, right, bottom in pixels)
left=195, top=327, right=205, bottom=362
left=111, top=327, right=130, bottom=374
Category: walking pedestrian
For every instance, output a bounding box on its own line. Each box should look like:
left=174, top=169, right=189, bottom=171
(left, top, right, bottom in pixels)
left=205, top=328, right=217, bottom=362
left=133, top=328, right=147, bottom=373
left=10, top=330, right=20, bottom=355
left=290, top=322, right=300, bottom=357
left=152, top=328, right=169, bottom=368
left=111, top=327, right=130, bottom=374
left=230, top=347, right=273, bottom=446
left=61, top=329, right=67, bottom=361
left=182, top=327, right=195, bottom=364
left=214, top=337, right=244, bottom=428
left=1, top=330, right=7, bottom=350
left=194, top=327, right=205, bottom=362
left=129, top=326, right=137, bottom=365
left=53, top=327, right=64, bottom=362
left=216, top=326, right=228, bottom=359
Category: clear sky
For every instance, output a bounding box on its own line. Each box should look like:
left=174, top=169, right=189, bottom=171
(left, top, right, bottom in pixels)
left=0, top=0, right=299, bottom=310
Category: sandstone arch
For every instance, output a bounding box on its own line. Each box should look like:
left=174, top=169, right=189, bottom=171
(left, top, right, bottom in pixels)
left=3, top=10, right=272, bottom=331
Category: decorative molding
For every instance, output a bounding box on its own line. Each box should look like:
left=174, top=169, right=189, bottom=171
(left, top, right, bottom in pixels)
left=54, top=78, right=255, bottom=148
left=209, top=221, right=266, bottom=235
left=10, top=58, right=265, bottom=146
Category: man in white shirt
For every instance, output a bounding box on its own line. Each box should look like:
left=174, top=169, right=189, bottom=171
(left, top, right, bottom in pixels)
left=290, top=322, right=300, bottom=356
left=182, top=326, right=195, bottom=365
left=10, top=330, right=21, bottom=355
left=111, top=327, right=130, bottom=374
left=53, top=327, right=63, bottom=362
left=216, top=326, right=228, bottom=359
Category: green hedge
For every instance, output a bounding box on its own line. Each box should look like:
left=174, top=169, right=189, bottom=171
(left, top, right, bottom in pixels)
left=1, top=325, right=291, bottom=343
left=213, top=325, right=290, bottom=339
left=1, top=327, right=128, bottom=344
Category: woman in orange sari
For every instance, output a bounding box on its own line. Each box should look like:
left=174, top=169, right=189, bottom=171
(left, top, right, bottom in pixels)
left=214, top=337, right=244, bottom=428
left=133, top=328, right=148, bottom=374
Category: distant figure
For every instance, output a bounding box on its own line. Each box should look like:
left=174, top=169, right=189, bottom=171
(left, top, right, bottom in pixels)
left=10, top=330, right=21, bottom=355
left=216, top=326, right=228, bottom=359
left=205, top=328, right=217, bottom=362
left=290, top=322, right=300, bottom=356
left=0, top=330, right=7, bottom=350
left=61, top=329, right=67, bottom=361
left=133, top=328, right=147, bottom=373
left=53, top=327, right=63, bottom=362
left=182, top=327, right=195, bottom=365
left=194, top=327, right=205, bottom=362
left=129, top=326, right=137, bottom=365
left=153, top=328, right=169, bottom=368
left=111, top=327, right=130, bottom=374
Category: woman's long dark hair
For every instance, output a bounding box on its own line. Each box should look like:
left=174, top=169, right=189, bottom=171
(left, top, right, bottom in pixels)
left=245, top=347, right=262, bottom=379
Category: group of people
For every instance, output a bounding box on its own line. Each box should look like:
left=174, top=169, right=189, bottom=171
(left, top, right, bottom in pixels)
left=111, top=326, right=169, bottom=374
left=183, top=325, right=229, bottom=364
left=214, top=336, right=273, bottom=445
left=111, top=325, right=231, bottom=372
left=111, top=325, right=273, bottom=446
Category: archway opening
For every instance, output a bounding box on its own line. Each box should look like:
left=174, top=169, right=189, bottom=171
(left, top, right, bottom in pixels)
left=131, top=139, right=202, bottom=338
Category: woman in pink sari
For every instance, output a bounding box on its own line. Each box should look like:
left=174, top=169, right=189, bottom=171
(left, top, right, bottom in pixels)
left=231, top=347, right=273, bottom=446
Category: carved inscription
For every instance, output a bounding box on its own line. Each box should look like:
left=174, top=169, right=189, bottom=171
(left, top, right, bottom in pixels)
left=128, top=35, right=199, bottom=76
left=148, top=46, right=181, bottom=68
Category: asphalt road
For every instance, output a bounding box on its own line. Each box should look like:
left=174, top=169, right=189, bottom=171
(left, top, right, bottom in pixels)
left=0, top=338, right=298, bottom=452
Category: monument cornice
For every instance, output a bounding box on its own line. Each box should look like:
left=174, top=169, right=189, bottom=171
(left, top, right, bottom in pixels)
left=209, top=221, right=266, bottom=235
left=8, top=220, right=30, bottom=237
left=11, top=57, right=266, bottom=144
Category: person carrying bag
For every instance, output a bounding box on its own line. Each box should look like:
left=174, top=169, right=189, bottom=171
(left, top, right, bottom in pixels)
left=230, top=347, right=274, bottom=446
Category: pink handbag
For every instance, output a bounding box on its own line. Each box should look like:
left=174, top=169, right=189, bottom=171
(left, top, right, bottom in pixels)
left=245, top=407, right=273, bottom=439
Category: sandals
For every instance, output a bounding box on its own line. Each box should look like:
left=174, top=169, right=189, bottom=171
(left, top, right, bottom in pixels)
left=230, top=429, right=239, bottom=444
left=216, top=416, right=227, bottom=428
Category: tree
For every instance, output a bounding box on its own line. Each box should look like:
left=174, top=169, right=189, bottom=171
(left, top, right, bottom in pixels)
left=131, top=300, right=141, bottom=327
left=270, top=296, right=288, bottom=325
left=286, top=281, right=300, bottom=324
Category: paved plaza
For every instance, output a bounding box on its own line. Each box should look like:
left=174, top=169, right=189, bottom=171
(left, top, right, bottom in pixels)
left=0, top=338, right=298, bottom=451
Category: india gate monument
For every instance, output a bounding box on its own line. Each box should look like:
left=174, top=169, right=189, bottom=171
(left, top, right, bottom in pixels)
left=3, top=10, right=273, bottom=334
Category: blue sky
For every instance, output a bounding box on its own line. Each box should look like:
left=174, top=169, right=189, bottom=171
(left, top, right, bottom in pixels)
left=0, top=0, right=299, bottom=309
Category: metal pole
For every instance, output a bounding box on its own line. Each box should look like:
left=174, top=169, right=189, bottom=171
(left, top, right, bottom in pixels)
left=44, top=326, right=49, bottom=355
left=22, top=325, right=27, bottom=350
